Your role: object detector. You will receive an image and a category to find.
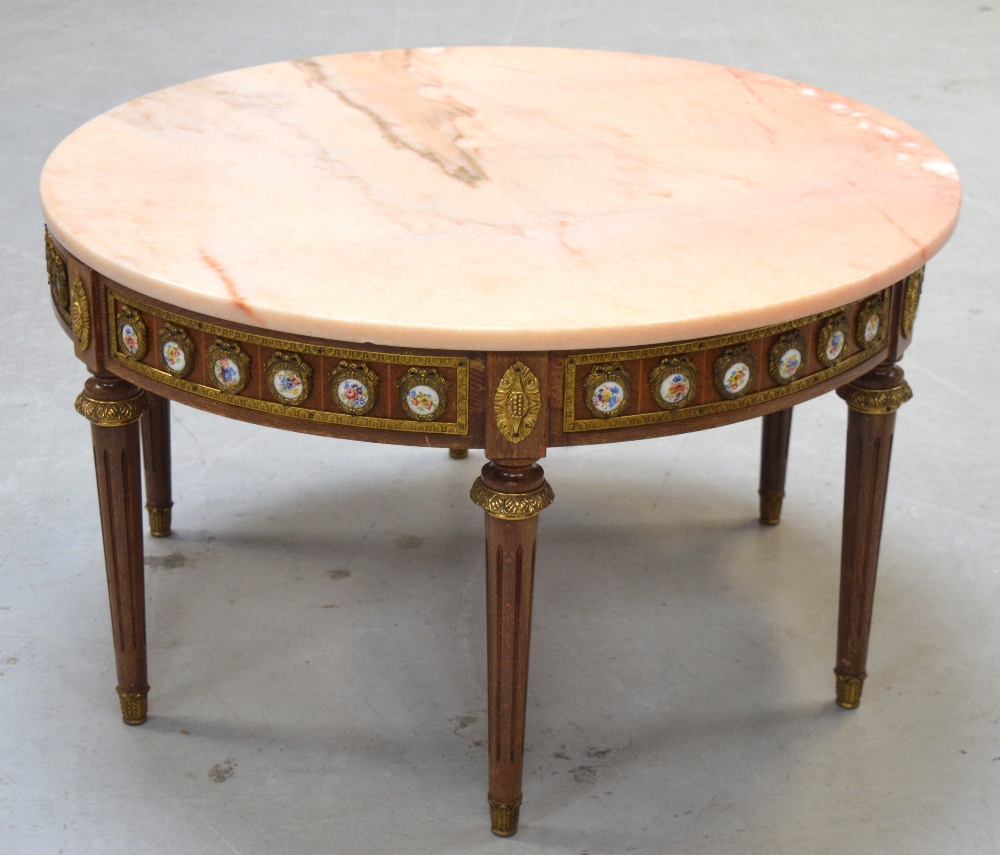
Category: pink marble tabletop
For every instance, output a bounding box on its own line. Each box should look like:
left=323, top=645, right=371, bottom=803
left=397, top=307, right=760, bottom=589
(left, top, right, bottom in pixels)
left=40, top=47, right=961, bottom=351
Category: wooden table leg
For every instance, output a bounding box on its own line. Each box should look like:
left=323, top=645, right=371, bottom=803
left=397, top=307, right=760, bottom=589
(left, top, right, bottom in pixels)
left=449, top=447, right=468, bottom=459
left=140, top=392, right=173, bottom=537
left=759, top=407, right=793, bottom=525
left=75, top=372, right=151, bottom=725
left=834, top=362, right=912, bottom=709
left=470, top=460, right=554, bottom=837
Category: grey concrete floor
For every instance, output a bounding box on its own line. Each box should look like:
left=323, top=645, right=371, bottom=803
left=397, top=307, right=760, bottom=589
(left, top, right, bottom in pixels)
left=2, top=1, right=998, bottom=853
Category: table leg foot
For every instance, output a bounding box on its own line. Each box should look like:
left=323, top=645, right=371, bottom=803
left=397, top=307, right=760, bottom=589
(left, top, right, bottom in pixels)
left=834, top=363, right=911, bottom=709
left=758, top=408, right=792, bottom=525
left=76, top=373, right=151, bottom=725
left=141, top=393, right=173, bottom=537
left=834, top=671, right=866, bottom=709
left=146, top=505, right=172, bottom=537
left=758, top=493, right=784, bottom=526
left=449, top=447, right=468, bottom=459
left=488, top=797, right=521, bottom=837
left=472, top=460, right=553, bottom=840
left=117, top=687, right=149, bottom=724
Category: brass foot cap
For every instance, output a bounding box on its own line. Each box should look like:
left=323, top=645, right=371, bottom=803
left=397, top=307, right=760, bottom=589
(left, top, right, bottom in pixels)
left=147, top=505, right=173, bottom=537
left=835, top=671, right=866, bottom=709
left=759, top=492, right=784, bottom=526
left=488, top=797, right=521, bottom=837
left=117, top=687, right=149, bottom=725
left=448, top=447, right=469, bottom=459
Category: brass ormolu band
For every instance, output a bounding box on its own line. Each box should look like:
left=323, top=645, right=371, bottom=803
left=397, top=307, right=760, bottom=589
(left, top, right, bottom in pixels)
left=146, top=505, right=173, bottom=537
left=835, top=671, right=866, bottom=709
left=470, top=478, right=554, bottom=520
left=75, top=389, right=151, bottom=427
left=837, top=381, right=913, bottom=415
left=117, top=687, right=149, bottom=725
left=488, top=797, right=521, bottom=837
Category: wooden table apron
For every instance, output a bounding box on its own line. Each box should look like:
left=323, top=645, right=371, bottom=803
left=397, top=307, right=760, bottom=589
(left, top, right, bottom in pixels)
left=47, top=228, right=924, bottom=837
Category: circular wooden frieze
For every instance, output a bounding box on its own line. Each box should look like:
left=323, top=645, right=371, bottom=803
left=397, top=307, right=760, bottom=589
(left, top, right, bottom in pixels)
left=856, top=297, right=887, bottom=349
left=206, top=339, right=250, bottom=395
left=158, top=323, right=195, bottom=378
left=397, top=367, right=449, bottom=421
left=768, top=331, right=807, bottom=386
left=649, top=356, right=697, bottom=409
left=116, top=305, right=148, bottom=360
left=816, top=313, right=849, bottom=368
left=713, top=347, right=756, bottom=399
left=266, top=351, right=313, bottom=406
left=583, top=363, right=631, bottom=418
left=331, top=361, right=379, bottom=416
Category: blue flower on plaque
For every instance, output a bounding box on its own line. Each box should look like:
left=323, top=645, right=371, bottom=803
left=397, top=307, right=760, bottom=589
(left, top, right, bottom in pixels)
left=265, top=352, right=312, bottom=406
left=583, top=364, right=631, bottom=418
left=206, top=340, right=250, bottom=395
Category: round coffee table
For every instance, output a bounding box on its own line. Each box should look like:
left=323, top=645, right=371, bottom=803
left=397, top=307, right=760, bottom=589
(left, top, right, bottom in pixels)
left=41, top=47, right=960, bottom=837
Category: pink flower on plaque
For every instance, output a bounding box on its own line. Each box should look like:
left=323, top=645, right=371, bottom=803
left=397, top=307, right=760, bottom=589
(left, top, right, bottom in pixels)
left=338, top=378, right=370, bottom=410
left=121, top=325, right=139, bottom=355
left=661, top=373, right=691, bottom=405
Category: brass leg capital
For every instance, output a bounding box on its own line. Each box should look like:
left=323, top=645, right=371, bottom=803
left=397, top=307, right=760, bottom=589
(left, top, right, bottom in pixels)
left=488, top=797, right=521, bottom=837
left=759, top=492, right=784, bottom=525
left=837, top=381, right=912, bottom=415
left=76, top=389, right=151, bottom=427
left=146, top=504, right=173, bottom=537
left=470, top=477, right=554, bottom=520
left=835, top=671, right=866, bottom=709
left=117, top=687, right=149, bottom=725
left=448, top=447, right=469, bottom=459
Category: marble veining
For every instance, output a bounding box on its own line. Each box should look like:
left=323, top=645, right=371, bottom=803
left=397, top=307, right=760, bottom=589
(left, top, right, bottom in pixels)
left=40, top=47, right=961, bottom=350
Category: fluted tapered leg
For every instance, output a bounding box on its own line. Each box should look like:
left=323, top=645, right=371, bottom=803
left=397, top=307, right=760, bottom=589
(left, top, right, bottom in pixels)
left=76, top=373, right=151, bottom=724
left=471, top=460, right=553, bottom=837
left=140, top=392, right=172, bottom=537
left=759, top=407, right=793, bottom=524
left=834, top=363, right=912, bottom=709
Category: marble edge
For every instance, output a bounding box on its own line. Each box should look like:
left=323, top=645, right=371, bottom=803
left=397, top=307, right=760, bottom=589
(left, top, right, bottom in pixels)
left=40, top=205, right=956, bottom=353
